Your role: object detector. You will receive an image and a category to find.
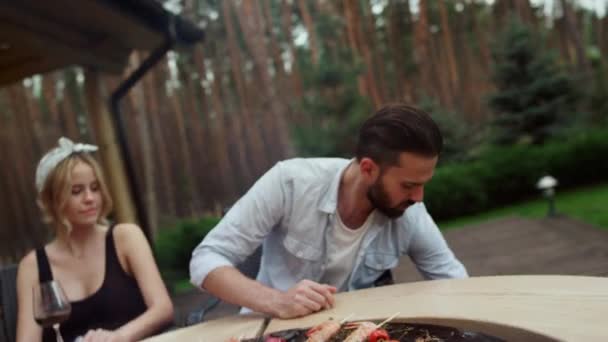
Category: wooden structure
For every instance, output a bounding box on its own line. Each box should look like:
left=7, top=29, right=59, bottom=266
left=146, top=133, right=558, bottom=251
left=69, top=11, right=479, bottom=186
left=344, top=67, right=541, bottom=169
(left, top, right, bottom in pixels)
left=0, top=1, right=203, bottom=238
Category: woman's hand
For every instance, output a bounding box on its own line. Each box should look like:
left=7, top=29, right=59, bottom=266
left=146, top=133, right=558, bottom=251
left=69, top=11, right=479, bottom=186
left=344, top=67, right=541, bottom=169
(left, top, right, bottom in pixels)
left=81, top=329, right=128, bottom=342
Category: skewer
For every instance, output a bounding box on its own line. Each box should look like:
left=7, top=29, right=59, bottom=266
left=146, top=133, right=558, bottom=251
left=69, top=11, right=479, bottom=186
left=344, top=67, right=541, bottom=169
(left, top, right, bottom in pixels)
left=339, top=313, right=355, bottom=324
left=376, top=311, right=400, bottom=328
left=255, top=316, right=272, bottom=342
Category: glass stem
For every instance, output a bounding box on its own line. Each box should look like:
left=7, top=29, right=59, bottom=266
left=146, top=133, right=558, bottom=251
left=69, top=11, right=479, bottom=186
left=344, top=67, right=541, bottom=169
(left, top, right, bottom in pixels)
left=53, top=324, right=65, bottom=342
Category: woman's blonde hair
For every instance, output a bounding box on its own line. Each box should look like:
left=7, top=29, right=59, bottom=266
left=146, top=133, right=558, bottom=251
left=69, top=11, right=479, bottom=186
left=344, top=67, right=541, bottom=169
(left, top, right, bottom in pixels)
left=37, top=153, right=113, bottom=236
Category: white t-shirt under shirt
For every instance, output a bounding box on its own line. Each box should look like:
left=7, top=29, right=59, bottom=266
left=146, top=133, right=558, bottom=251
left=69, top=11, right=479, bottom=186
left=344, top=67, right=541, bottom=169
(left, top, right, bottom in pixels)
left=320, top=210, right=376, bottom=290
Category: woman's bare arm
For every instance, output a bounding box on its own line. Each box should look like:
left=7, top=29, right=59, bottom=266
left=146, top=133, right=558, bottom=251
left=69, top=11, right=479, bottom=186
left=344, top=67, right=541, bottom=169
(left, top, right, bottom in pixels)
left=112, top=224, right=174, bottom=341
left=16, top=251, right=43, bottom=342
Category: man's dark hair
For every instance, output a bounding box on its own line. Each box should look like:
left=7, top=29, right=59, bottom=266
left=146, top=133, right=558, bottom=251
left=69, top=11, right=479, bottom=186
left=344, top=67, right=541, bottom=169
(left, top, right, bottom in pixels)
left=355, top=104, right=443, bottom=166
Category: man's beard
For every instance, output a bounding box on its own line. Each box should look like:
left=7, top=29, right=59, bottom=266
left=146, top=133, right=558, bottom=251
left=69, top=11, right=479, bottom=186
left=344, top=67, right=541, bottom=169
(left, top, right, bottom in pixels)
left=367, top=178, right=415, bottom=218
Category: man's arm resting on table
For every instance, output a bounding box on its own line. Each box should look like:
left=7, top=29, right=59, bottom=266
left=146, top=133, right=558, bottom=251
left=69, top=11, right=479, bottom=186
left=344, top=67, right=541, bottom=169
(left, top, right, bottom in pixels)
left=407, top=204, right=468, bottom=279
left=201, top=266, right=337, bottom=319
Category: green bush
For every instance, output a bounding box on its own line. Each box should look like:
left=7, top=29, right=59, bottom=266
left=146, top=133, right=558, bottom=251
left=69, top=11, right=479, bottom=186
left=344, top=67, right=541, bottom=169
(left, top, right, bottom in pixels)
left=426, top=129, right=608, bottom=220
left=154, top=216, right=220, bottom=291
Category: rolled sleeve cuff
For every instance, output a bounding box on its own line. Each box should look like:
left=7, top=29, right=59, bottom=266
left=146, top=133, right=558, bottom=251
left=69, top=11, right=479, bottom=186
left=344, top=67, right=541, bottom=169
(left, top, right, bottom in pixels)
left=189, top=250, right=235, bottom=289
left=451, top=260, right=469, bottom=278
left=422, top=254, right=469, bottom=280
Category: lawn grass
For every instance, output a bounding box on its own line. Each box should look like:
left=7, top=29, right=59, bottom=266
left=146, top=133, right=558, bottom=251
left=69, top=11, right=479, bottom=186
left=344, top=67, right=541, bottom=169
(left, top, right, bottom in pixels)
left=439, top=183, right=608, bottom=230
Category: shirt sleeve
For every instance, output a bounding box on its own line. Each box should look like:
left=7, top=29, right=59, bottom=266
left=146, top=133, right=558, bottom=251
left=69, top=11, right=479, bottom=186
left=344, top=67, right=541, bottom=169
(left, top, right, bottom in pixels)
left=406, top=204, right=468, bottom=279
left=189, top=161, right=286, bottom=288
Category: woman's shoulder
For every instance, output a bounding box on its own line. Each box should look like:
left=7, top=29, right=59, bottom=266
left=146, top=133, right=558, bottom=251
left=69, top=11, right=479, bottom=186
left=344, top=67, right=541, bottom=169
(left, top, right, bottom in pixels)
left=17, top=249, right=39, bottom=285
left=18, top=249, right=37, bottom=269
left=112, top=223, right=148, bottom=246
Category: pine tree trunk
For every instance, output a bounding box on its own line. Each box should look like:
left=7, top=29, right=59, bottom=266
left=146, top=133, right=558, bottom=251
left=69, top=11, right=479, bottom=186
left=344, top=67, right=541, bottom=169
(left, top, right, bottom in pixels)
left=430, top=31, right=451, bottom=107
left=262, top=0, right=289, bottom=107
left=222, top=0, right=266, bottom=180
left=455, top=5, right=479, bottom=121
left=235, top=0, right=294, bottom=160
left=387, top=0, right=413, bottom=103
left=559, top=0, right=590, bottom=75
left=297, top=0, right=319, bottom=65
left=191, top=44, right=223, bottom=212
left=59, top=71, right=82, bottom=140
left=361, top=0, right=386, bottom=104
left=603, top=16, right=608, bottom=58
left=125, top=51, right=159, bottom=237
left=514, top=0, right=535, bottom=26
left=150, top=58, right=178, bottom=217
left=469, top=4, right=492, bottom=71
left=41, top=73, right=60, bottom=129
left=179, top=59, right=210, bottom=213
left=554, top=16, right=574, bottom=65
left=281, top=0, right=304, bottom=99
left=343, top=0, right=382, bottom=107
left=209, top=55, right=238, bottom=203
left=21, top=82, right=46, bottom=151
left=7, top=84, right=45, bottom=256
left=413, top=0, right=432, bottom=99
left=63, top=69, right=90, bottom=140
left=595, top=14, right=603, bottom=57
left=168, top=82, right=200, bottom=216
left=438, top=0, right=459, bottom=107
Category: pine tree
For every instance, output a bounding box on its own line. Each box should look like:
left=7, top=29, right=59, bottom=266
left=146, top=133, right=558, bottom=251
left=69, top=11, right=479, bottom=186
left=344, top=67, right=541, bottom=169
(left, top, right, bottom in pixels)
left=293, top=11, right=371, bottom=158
left=488, top=18, right=579, bottom=145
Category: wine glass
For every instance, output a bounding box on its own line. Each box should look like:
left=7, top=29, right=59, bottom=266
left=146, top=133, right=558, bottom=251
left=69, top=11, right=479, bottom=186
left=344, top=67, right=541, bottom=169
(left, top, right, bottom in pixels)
left=33, top=280, right=72, bottom=342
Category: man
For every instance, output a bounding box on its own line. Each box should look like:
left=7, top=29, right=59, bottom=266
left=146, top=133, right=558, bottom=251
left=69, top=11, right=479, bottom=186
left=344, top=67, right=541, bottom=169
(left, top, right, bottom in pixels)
left=190, top=104, right=467, bottom=319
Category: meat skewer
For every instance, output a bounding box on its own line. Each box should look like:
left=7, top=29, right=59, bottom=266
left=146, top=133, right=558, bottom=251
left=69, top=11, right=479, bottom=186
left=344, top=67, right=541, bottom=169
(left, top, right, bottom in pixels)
left=305, top=314, right=355, bottom=342
left=305, top=320, right=341, bottom=342
left=226, top=312, right=399, bottom=342
left=343, top=322, right=379, bottom=342
left=342, top=312, right=401, bottom=342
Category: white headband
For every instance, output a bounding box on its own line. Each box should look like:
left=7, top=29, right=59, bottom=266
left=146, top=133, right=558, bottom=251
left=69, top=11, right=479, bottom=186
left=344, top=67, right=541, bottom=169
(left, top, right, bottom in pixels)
left=35, top=137, right=98, bottom=192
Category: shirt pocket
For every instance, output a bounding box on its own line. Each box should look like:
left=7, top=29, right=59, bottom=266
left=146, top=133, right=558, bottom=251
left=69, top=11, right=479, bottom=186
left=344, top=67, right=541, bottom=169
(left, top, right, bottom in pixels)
left=278, top=234, right=323, bottom=280
left=358, top=252, right=399, bottom=287
left=283, top=234, right=323, bottom=261
left=363, top=252, right=399, bottom=271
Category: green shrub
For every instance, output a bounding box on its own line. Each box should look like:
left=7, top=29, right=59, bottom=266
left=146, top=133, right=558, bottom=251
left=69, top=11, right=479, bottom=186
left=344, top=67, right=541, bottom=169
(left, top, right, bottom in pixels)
left=426, top=129, right=608, bottom=220
left=154, top=216, right=220, bottom=291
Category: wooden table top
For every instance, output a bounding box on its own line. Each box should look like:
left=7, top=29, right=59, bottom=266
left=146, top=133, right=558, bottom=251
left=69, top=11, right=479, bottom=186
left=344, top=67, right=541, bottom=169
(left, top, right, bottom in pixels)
left=144, top=313, right=266, bottom=342
left=144, top=275, right=608, bottom=342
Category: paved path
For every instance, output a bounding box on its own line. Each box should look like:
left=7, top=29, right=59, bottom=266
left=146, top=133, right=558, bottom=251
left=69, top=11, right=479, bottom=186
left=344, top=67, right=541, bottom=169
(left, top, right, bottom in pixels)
left=394, top=215, right=608, bottom=282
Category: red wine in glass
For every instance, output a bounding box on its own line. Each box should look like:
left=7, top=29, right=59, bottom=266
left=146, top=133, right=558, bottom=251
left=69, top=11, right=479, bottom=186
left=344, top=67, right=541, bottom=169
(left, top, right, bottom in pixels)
left=34, top=311, right=71, bottom=327
left=33, top=280, right=72, bottom=342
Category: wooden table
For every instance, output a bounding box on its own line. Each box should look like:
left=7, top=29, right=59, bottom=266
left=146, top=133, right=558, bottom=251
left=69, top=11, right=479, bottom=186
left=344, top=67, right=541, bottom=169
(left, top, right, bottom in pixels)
left=144, top=275, right=608, bottom=342
left=144, top=314, right=266, bottom=342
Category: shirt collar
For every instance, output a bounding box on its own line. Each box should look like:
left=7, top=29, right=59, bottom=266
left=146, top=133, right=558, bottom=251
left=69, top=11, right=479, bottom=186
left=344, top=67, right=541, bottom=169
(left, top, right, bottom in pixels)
left=318, top=159, right=354, bottom=214
left=317, top=159, right=391, bottom=227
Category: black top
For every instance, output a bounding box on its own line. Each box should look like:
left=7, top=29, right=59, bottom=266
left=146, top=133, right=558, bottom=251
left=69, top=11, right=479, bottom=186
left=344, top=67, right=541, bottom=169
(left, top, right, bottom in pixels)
left=36, top=226, right=149, bottom=342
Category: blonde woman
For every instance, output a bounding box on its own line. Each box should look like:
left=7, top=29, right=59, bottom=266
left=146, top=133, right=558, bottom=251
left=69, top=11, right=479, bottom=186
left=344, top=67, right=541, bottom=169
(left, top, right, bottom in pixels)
left=16, top=137, right=173, bottom=342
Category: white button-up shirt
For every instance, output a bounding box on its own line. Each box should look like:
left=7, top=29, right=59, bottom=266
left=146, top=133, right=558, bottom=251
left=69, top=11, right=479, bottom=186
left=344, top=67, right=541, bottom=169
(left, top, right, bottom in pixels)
left=190, top=158, right=467, bottom=295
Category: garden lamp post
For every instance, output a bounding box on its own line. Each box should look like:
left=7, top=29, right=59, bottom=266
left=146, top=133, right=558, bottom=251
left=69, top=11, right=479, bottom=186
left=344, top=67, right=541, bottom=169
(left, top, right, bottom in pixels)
left=536, top=175, right=558, bottom=217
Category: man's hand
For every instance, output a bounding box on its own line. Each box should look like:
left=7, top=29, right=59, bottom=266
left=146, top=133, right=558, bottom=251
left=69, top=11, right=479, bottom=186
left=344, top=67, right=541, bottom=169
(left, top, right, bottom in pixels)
left=272, top=279, right=337, bottom=319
